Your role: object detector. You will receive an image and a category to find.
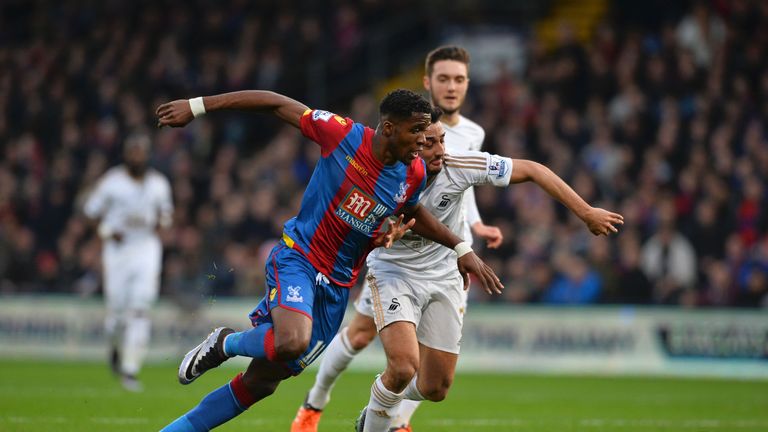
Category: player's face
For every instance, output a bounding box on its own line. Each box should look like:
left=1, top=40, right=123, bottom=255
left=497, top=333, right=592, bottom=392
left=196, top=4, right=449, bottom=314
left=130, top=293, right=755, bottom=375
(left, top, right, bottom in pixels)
left=124, top=145, right=148, bottom=176
left=424, top=60, right=469, bottom=115
left=388, top=113, right=431, bottom=164
left=421, top=122, right=445, bottom=175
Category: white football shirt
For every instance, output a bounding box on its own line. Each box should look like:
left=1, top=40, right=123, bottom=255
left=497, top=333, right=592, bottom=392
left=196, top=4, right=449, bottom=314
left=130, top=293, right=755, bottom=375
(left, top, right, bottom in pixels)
left=367, top=150, right=512, bottom=279
left=443, top=115, right=486, bottom=242
left=84, top=166, right=173, bottom=242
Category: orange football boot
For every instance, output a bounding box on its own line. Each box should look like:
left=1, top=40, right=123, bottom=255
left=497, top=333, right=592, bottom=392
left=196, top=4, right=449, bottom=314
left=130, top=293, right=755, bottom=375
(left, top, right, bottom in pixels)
left=290, top=403, right=323, bottom=432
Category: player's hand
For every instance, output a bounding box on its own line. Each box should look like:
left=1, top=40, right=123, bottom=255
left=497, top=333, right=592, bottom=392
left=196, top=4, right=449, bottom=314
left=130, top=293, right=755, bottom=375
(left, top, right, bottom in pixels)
left=156, top=100, right=195, bottom=128
left=582, top=207, right=624, bottom=236
left=112, top=232, right=124, bottom=243
left=457, top=252, right=503, bottom=295
left=373, top=214, right=415, bottom=249
left=471, top=222, right=503, bottom=249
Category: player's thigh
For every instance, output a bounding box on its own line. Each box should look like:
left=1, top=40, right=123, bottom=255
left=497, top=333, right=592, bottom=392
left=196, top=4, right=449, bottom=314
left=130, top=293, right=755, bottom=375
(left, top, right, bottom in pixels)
left=417, top=274, right=464, bottom=354
left=125, top=240, right=162, bottom=311
left=379, top=321, right=420, bottom=378
left=102, top=249, right=132, bottom=312
left=252, top=245, right=350, bottom=374
left=271, top=306, right=313, bottom=347
left=346, top=312, right=377, bottom=350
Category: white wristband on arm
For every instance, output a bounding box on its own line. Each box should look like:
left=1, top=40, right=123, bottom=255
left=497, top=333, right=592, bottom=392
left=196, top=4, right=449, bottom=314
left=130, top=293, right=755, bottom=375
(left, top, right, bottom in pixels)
left=189, top=97, right=206, bottom=118
left=97, top=224, right=114, bottom=240
left=454, top=241, right=473, bottom=258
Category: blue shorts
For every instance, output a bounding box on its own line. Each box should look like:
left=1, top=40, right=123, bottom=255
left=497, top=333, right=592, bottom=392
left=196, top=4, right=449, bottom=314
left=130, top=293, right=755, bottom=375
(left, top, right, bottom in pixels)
left=248, top=244, right=349, bottom=375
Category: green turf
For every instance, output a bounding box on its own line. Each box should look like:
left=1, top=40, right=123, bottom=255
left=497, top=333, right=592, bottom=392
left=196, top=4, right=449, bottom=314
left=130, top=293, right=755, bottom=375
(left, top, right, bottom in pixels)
left=1, top=360, right=767, bottom=431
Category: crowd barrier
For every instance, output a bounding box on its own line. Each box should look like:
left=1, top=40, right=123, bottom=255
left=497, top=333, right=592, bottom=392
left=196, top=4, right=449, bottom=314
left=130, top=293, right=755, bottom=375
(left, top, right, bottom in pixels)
left=1, top=296, right=766, bottom=378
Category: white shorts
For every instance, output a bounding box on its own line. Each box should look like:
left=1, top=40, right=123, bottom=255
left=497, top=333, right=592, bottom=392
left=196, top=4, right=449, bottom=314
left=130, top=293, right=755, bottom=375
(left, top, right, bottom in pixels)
left=355, top=270, right=466, bottom=354
left=102, top=236, right=162, bottom=313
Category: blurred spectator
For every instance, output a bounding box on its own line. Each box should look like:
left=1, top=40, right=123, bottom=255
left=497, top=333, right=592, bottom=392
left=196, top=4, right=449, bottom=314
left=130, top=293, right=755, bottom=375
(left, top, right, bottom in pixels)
left=2, top=0, right=768, bottom=310
left=639, top=199, right=697, bottom=303
left=543, top=251, right=603, bottom=304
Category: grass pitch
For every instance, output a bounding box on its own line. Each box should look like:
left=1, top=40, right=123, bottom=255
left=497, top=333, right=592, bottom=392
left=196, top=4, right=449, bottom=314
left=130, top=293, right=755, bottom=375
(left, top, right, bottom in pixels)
left=1, top=360, right=766, bottom=431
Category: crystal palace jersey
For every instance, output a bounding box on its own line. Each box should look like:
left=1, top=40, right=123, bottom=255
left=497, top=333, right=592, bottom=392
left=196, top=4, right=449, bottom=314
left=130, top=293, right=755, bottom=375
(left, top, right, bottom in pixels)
left=281, top=109, right=427, bottom=287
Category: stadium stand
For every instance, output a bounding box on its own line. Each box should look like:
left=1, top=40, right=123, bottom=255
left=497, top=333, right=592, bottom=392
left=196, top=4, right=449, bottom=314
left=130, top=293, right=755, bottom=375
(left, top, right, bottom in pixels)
left=0, top=0, right=766, bottom=309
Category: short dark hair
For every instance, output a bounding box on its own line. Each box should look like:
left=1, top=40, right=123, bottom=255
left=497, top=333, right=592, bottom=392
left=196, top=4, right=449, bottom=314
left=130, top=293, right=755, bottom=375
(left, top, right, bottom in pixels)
left=379, top=89, right=432, bottom=120
left=124, top=131, right=151, bottom=151
left=425, top=45, right=470, bottom=77
left=430, top=106, right=443, bottom=124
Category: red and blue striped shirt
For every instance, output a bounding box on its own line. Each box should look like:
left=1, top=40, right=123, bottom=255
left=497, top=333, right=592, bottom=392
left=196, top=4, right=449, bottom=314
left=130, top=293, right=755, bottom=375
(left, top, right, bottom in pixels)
left=281, top=109, right=427, bottom=287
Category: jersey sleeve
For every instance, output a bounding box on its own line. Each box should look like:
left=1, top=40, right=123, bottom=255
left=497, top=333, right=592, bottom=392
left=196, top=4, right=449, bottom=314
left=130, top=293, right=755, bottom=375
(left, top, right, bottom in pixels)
left=156, top=175, right=174, bottom=228
left=83, top=176, right=110, bottom=219
left=300, top=109, right=355, bottom=157
left=444, top=150, right=513, bottom=189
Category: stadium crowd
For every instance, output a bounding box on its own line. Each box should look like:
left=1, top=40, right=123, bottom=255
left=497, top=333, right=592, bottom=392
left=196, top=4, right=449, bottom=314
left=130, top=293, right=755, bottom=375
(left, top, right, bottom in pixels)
left=1, top=0, right=767, bottom=308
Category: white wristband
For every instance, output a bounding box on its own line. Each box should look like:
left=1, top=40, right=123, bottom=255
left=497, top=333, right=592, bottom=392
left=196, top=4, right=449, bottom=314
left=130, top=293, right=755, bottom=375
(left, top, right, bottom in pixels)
left=189, top=97, right=206, bottom=118
left=97, top=224, right=114, bottom=240
left=454, top=241, right=473, bottom=258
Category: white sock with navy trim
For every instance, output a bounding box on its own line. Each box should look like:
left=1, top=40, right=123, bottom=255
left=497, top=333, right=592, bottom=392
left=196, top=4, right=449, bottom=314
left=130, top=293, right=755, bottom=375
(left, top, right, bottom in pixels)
left=364, top=375, right=404, bottom=431
left=306, top=328, right=360, bottom=409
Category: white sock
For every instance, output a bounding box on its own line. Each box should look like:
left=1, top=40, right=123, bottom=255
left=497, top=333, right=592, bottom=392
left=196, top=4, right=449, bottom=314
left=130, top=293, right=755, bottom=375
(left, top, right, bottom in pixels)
left=391, top=375, right=424, bottom=426
left=391, top=400, right=422, bottom=428
left=306, top=327, right=360, bottom=409
left=364, top=376, right=403, bottom=432
left=402, top=375, right=425, bottom=401
left=104, top=310, right=123, bottom=349
left=121, top=312, right=151, bottom=376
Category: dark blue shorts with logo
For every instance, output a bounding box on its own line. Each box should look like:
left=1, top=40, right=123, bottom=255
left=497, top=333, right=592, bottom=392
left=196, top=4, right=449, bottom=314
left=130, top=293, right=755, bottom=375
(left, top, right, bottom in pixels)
left=248, top=243, right=349, bottom=375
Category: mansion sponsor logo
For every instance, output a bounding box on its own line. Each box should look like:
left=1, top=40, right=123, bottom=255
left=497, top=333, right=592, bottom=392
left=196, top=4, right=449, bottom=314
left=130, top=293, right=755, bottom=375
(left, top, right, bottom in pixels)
left=336, top=186, right=389, bottom=234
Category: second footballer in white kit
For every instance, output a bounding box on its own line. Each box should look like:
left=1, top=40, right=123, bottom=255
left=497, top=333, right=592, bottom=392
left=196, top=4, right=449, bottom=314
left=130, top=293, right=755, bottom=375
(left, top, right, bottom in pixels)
left=84, top=132, right=173, bottom=392
left=354, top=116, right=623, bottom=432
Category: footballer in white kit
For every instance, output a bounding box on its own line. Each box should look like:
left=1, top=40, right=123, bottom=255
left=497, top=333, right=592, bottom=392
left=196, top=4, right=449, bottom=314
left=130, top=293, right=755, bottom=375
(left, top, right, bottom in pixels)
left=355, top=117, right=622, bottom=432
left=84, top=133, right=173, bottom=391
left=359, top=148, right=511, bottom=353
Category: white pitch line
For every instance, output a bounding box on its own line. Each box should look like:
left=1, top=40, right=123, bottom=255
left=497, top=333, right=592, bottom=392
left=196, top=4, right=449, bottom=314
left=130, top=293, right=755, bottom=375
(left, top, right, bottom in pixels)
left=6, top=416, right=67, bottom=424
left=91, top=417, right=149, bottom=425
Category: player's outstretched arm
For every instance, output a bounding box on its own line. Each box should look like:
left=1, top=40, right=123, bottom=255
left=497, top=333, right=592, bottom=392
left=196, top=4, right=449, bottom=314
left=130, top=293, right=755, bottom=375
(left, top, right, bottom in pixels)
left=156, top=91, right=309, bottom=129
left=399, top=204, right=503, bottom=295
left=510, top=159, right=624, bottom=236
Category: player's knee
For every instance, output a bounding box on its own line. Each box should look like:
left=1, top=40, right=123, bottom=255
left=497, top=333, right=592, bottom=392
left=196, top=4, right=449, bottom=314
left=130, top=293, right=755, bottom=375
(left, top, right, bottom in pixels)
left=347, top=326, right=376, bottom=351
left=273, top=334, right=310, bottom=360
left=386, top=357, right=418, bottom=388
left=421, top=376, right=453, bottom=402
